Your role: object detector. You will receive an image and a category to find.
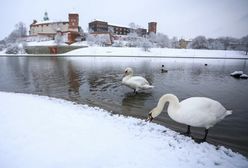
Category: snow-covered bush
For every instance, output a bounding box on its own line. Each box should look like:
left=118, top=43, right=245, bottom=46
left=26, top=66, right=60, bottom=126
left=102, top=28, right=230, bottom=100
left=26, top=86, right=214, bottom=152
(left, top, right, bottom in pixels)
left=54, top=32, right=64, bottom=45
left=208, top=39, right=224, bottom=50
left=148, top=32, right=170, bottom=48
left=86, top=34, right=111, bottom=46
left=5, top=43, right=26, bottom=54
left=112, top=41, right=124, bottom=47
left=140, top=38, right=152, bottom=52
left=170, top=37, right=179, bottom=48
left=126, top=32, right=139, bottom=47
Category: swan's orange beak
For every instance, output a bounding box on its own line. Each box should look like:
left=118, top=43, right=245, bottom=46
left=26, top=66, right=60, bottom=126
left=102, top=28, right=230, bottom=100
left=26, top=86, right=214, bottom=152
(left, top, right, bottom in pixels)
left=146, top=113, right=153, bottom=122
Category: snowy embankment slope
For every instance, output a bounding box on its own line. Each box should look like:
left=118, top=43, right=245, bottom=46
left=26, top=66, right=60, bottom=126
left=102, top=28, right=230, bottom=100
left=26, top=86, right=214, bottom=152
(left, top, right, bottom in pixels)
left=0, top=92, right=247, bottom=168
left=26, top=40, right=69, bottom=46
left=63, top=46, right=248, bottom=59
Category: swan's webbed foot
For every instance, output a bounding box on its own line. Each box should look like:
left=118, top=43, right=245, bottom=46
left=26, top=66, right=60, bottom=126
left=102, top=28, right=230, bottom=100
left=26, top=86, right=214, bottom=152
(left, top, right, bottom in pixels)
left=192, top=137, right=206, bottom=143
left=192, top=129, right=208, bottom=143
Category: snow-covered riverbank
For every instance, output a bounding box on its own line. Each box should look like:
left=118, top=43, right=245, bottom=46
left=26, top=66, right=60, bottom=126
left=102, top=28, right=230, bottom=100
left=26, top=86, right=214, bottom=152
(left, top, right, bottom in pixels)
left=63, top=47, right=248, bottom=59
left=1, top=46, right=248, bottom=59
left=0, top=92, right=247, bottom=168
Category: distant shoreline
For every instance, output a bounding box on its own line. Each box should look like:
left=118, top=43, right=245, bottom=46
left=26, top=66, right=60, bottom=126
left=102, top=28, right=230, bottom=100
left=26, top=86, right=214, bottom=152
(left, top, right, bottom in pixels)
left=0, top=54, right=248, bottom=60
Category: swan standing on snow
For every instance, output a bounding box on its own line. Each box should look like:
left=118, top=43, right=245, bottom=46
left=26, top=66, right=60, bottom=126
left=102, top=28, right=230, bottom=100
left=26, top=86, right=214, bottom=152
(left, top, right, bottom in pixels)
left=122, top=67, right=154, bottom=93
left=146, top=94, right=232, bottom=141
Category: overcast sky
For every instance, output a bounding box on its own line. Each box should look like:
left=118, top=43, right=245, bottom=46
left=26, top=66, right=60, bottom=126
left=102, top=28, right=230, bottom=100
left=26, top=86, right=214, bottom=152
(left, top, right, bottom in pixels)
left=1, top=0, right=248, bottom=40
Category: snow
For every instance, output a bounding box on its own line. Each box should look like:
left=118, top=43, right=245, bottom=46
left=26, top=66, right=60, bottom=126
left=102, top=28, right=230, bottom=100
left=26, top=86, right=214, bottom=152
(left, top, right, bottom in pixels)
left=63, top=46, right=248, bottom=59
left=230, top=71, right=248, bottom=79
left=230, top=71, right=243, bottom=76
left=33, top=20, right=68, bottom=25
left=26, top=40, right=69, bottom=46
left=240, top=74, right=248, bottom=79
left=70, top=41, right=89, bottom=46
left=0, top=91, right=247, bottom=168
left=0, top=49, right=6, bottom=54
left=1, top=41, right=248, bottom=58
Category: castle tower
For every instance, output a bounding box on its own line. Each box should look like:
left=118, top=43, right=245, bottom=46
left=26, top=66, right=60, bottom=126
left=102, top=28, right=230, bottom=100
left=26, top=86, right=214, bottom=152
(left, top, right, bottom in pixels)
left=68, top=13, right=79, bottom=31
left=148, top=22, right=157, bottom=34
left=43, top=11, right=49, bottom=21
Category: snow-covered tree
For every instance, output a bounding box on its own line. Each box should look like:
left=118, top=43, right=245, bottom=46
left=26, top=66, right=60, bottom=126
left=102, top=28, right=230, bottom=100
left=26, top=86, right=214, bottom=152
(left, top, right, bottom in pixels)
left=188, top=36, right=208, bottom=49
left=5, top=42, right=26, bottom=54
left=147, top=32, right=170, bottom=48
left=170, top=36, right=179, bottom=48
left=140, top=38, right=152, bottom=52
left=86, top=34, right=111, bottom=46
left=148, top=32, right=157, bottom=44
left=54, top=31, right=64, bottom=45
left=240, top=35, right=248, bottom=55
left=0, top=40, right=6, bottom=51
left=126, top=32, right=139, bottom=47
left=5, top=22, right=27, bottom=44
left=112, top=41, right=124, bottom=47
left=207, top=39, right=224, bottom=50
left=156, top=33, right=170, bottom=48
left=217, top=37, right=233, bottom=50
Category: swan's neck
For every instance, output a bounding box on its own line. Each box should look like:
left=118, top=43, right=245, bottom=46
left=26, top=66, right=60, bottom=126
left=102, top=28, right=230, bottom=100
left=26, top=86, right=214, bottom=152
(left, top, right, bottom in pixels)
left=153, top=94, right=180, bottom=117
left=122, top=73, right=133, bottom=82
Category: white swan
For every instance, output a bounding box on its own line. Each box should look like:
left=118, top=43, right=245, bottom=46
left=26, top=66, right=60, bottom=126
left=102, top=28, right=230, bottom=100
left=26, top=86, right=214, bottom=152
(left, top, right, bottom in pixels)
left=146, top=94, right=232, bottom=141
left=122, top=67, right=154, bottom=93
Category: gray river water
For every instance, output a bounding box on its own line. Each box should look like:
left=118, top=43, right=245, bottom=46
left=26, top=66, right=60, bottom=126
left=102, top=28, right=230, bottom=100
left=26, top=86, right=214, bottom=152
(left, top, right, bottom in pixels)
left=0, top=56, right=248, bottom=156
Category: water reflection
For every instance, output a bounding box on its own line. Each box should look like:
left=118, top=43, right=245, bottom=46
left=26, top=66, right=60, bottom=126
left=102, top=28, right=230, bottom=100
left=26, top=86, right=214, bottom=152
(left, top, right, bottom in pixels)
left=121, top=92, right=153, bottom=117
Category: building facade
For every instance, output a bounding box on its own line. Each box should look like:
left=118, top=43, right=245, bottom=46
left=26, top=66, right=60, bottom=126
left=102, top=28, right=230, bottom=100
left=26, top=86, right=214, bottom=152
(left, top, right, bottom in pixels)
left=179, top=38, right=191, bottom=48
left=88, top=20, right=148, bottom=36
left=89, top=20, right=108, bottom=33
left=29, top=12, right=80, bottom=44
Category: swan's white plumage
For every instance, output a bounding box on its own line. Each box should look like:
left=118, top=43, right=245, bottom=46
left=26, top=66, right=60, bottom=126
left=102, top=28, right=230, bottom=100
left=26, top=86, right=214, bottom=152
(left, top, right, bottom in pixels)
left=122, top=67, right=154, bottom=92
left=150, top=94, right=232, bottom=129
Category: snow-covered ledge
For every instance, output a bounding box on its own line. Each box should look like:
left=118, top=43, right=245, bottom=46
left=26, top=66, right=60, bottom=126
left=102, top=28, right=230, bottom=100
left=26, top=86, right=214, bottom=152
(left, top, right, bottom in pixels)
left=0, top=92, right=247, bottom=168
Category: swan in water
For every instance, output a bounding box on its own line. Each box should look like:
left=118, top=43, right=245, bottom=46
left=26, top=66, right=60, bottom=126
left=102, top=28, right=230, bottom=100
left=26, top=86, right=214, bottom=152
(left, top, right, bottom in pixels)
left=146, top=94, right=232, bottom=141
left=122, top=67, right=154, bottom=93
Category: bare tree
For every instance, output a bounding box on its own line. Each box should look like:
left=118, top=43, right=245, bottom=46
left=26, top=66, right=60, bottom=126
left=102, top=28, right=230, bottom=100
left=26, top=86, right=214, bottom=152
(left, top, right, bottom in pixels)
left=5, top=22, right=27, bottom=44
left=170, top=36, right=179, bottom=48
left=188, top=36, right=209, bottom=49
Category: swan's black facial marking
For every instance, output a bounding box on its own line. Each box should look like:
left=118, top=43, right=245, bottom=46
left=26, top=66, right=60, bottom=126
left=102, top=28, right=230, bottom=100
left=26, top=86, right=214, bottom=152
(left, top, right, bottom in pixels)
left=146, top=113, right=153, bottom=122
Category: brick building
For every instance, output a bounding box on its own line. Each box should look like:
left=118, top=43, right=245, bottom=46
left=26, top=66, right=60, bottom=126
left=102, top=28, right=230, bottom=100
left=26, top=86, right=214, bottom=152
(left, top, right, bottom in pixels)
left=88, top=20, right=148, bottom=37
left=148, top=22, right=157, bottom=34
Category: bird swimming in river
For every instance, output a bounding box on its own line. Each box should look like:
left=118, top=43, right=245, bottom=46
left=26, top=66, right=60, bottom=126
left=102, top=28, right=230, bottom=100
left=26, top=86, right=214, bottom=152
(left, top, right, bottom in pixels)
left=122, top=67, right=154, bottom=93
left=161, top=65, right=168, bottom=73
left=146, top=94, right=232, bottom=141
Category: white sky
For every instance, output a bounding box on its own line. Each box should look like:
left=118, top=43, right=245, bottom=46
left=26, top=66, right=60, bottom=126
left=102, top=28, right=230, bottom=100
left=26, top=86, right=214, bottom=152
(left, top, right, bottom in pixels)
left=1, top=0, right=248, bottom=40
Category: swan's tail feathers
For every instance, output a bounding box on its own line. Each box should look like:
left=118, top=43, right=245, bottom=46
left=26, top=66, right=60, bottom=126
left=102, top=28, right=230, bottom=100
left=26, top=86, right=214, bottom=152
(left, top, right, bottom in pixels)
left=143, top=85, right=154, bottom=89
left=226, top=110, right=232, bottom=116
